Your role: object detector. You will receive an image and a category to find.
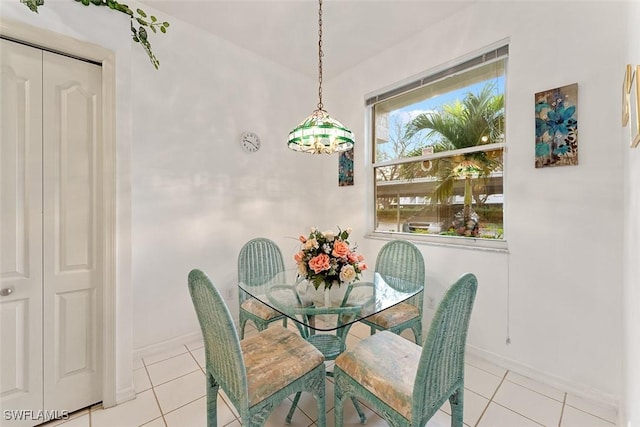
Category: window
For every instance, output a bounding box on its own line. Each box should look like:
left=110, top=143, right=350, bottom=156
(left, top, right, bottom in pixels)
left=370, top=46, right=507, bottom=244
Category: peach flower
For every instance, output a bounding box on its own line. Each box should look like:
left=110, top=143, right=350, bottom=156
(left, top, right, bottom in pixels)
left=308, top=253, right=331, bottom=273
left=304, top=238, right=319, bottom=250
left=298, top=235, right=307, bottom=243
left=298, top=261, right=307, bottom=276
left=358, top=263, right=368, bottom=271
left=332, top=240, right=350, bottom=258
left=357, top=254, right=365, bottom=262
left=294, top=251, right=304, bottom=262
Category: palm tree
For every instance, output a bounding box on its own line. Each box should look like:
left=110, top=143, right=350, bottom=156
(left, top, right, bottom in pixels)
left=406, top=83, right=504, bottom=235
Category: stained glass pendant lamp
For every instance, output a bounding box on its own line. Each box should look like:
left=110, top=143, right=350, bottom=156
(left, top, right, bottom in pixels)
left=287, top=0, right=355, bottom=154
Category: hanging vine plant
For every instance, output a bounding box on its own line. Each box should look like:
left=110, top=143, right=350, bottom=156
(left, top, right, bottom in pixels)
left=20, top=0, right=170, bottom=69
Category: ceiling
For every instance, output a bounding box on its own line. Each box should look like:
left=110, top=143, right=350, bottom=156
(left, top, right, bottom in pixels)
left=140, top=0, right=476, bottom=79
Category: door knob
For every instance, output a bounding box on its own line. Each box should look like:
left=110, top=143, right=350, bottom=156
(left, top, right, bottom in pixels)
left=0, top=287, right=14, bottom=296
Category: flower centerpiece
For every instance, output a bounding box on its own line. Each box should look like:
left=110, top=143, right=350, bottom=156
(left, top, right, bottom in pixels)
left=294, top=227, right=367, bottom=290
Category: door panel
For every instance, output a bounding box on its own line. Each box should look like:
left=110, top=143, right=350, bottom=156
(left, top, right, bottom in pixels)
left=42, top=51, right=102, bottom=413
left=0, top=39, right=44, bottom=426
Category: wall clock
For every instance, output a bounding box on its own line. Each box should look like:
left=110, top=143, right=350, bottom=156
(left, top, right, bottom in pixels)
left=240, top=131, right=261, bottom=153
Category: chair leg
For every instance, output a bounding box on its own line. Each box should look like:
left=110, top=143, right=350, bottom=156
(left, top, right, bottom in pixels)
left=449, top=388, right=464, bottom=427
left=239, top=318, right=248, bottom=339
left=334, top=380, right=345, bottom=427
left=351, top=397, right=366, bottom=424
left=207, top=373, right=219, bottom=427
left=315, top=387, right=326, bottom=427
left=411, top=322, right=422, bottom=345
left=286, top=392, right=301, bottom=424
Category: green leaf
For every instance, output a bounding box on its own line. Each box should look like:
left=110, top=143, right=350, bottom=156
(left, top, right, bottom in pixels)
left=136, top=8, right=146, bottom=17
left=20, top=0, right=41, bottom=12
left=163, top=22, right=170, bottom=27
left=81, top=0, right=90, bottom=5
left=150, top=15, right=157, bottom=22
left=138, top=27, right=147, bottom=41
left=136, top=17, right=147, bottom=26
left=160, top=26, right=166, bottom=34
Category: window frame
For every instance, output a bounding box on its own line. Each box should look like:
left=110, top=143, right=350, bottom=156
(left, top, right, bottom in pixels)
left=365, top=44, right=509, bottom=251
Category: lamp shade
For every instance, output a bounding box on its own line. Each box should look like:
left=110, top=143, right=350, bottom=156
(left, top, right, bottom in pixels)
left=287, top=109, right=355, bottom=154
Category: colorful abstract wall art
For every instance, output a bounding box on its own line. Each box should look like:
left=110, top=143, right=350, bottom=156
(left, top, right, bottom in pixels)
left=338, top=149, right=354, bottom=186
left=535, top=83, right=578, bottom=168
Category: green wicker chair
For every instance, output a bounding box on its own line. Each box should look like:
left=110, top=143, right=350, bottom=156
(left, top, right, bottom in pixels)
left=284, top=295, right=367, bottom=424
left=361, top=240, right=425, bottom=344
left=238, top=238, right=287, bottom=339
left=188, top=269, right=327, bottom=427
left=334, top=273, right=478, bottom=427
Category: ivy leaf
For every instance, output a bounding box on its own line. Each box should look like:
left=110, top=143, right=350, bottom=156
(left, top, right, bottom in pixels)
left=138, top=26, right=147, bottom=41
left=20, top=0, right=43, bottom=12
left=21, top=0, right=168, bottom=70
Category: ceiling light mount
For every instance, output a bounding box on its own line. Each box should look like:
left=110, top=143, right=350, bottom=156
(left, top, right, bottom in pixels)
left=287, top=0, right=355, bottom=154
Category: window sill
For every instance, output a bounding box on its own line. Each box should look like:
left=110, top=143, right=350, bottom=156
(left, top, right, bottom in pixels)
left=366, top=231, right=509, bottom=253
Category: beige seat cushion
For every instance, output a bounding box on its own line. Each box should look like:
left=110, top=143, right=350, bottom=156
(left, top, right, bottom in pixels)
left=240, top=297, right=282, bottom=321
left=335, top=331, right=420, bottom=420
left=242, top=326, right=325, bottom=406
left=364, top=302, right=419, bottom=328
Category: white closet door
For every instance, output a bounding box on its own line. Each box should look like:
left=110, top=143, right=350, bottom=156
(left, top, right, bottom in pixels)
left=0, top=39, right=45, bottom=426
left=42, top=50, right=103, bottom=412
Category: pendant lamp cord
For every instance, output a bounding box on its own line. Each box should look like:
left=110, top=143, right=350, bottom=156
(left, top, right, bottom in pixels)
left=317, top=0, right=324, bottom=111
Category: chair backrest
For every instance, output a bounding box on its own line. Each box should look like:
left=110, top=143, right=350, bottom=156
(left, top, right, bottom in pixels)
left=375, top=240, right=425, bottom=308
left=188, top=269, right=249, bottom=411
left=412, top=273, right=478, bottom=423
left=238, top=237, right=286, bottom=303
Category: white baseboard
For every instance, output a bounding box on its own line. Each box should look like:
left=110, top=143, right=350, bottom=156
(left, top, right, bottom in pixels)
left=467, top=344, right=620, bottom=410
left=114, top=387, right=136, bottom=407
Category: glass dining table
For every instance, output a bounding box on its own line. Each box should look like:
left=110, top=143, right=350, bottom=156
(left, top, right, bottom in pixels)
left=238, top=269, right=424, bottom=333
left=238, top=270, right=424, bottom=423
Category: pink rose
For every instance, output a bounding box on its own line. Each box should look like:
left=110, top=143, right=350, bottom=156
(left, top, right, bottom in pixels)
left=309, top=253, right=331, bottom=273
left=332, top=240, right=350, bottom=258
left=347, top=253, right=358, bottom=263
left=357, top=254, right=365, bottom=262
left=358, top=263, right=368, bottom=271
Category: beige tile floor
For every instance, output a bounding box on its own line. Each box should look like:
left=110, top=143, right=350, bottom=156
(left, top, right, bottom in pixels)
left=43, top=322, right=618, bottom=427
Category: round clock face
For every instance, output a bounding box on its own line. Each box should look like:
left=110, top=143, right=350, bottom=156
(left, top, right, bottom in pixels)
left=240, top=131, right=261, bottom=152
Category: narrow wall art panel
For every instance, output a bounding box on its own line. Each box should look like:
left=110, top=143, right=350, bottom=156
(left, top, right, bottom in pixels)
left=535, top=83, right=578, bottom=168
left=338, top=149, right=354, bottom=186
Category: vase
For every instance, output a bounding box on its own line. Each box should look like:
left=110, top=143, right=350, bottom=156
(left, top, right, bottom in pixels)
left=297, top=280, right=348, bottom=307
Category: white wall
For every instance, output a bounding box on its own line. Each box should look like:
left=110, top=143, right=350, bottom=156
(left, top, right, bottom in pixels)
left=327, top=1, right=626, bottom=403
left=128, top=7, right=337, bottom=351
left=623, top=2, right=640, bottom=426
